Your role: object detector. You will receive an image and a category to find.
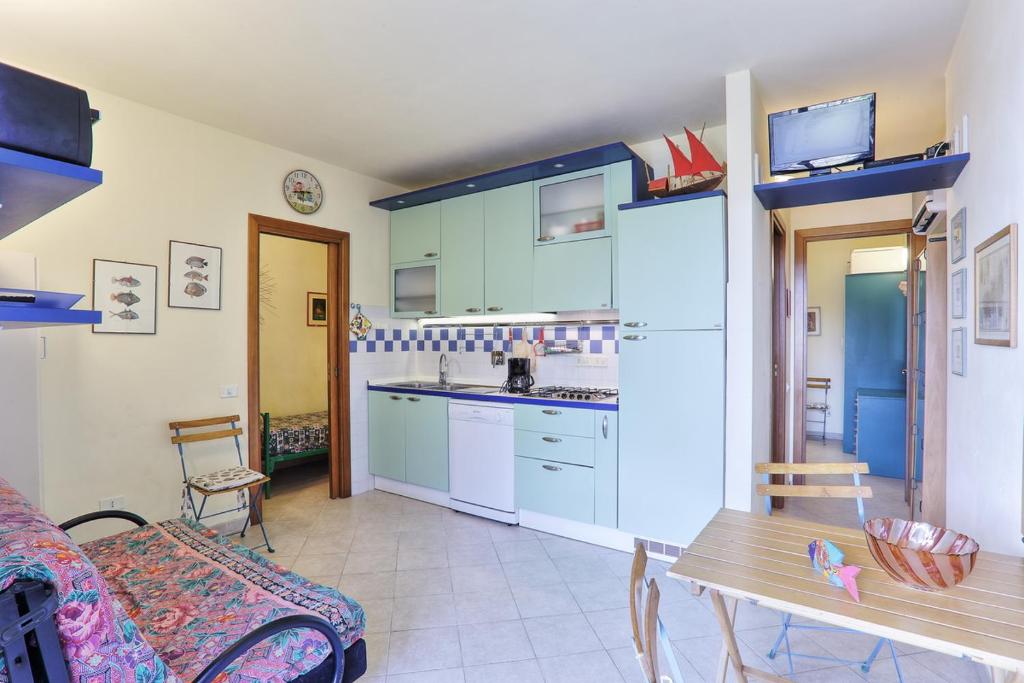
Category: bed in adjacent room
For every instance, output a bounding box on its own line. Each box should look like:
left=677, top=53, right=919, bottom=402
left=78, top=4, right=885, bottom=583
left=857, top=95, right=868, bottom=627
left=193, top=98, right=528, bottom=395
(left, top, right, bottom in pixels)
left=261, top=410, right=329, bottom=495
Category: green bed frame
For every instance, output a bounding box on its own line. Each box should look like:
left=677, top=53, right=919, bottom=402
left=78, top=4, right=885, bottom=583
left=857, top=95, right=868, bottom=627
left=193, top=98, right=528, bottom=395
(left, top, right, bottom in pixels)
left=261, top=412, right=329, bottom=498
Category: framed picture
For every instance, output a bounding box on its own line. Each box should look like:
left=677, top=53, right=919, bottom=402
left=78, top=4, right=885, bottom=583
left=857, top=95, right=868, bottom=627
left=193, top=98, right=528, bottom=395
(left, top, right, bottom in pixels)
left=974, top=223, right=1018, bottom=347
left=307, top=292, right=328, bottom=327
left=951, top=268, right=967, bottom=319
left=951, top=327, right=966, bottom=376
left=168, top=240, right=222, bottom=310
left=807, top=306, right=821, bottom=336
left=951, top=207, right=967, bottom=264
left=92, top=259, right=157, bottom=334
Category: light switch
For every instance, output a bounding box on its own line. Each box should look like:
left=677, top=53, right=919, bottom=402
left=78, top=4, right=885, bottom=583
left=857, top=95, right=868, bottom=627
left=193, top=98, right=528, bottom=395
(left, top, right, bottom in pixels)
left=220, top=384, right=239, bottom=398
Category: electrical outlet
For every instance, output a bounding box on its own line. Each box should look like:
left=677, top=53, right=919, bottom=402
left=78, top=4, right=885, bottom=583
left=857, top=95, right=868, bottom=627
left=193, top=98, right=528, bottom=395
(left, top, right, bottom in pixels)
left=220, top=384, right=239, bottom=398
left=99, top=496, right=126, bottom=511
left=577, top=355, right=609, bottom=367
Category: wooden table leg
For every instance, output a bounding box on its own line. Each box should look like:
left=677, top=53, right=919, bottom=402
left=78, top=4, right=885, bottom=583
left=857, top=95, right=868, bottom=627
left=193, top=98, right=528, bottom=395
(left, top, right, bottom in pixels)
left=710, top=589, right=748, bottom=683
left=714, top=596, right=739, bottom=682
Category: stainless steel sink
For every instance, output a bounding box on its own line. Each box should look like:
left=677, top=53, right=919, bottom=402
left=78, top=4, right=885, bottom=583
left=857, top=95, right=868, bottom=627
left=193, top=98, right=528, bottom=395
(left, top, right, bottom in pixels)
left=386, top=381, right=444, bottom=389
left=445, top=384, right=499, bottom=393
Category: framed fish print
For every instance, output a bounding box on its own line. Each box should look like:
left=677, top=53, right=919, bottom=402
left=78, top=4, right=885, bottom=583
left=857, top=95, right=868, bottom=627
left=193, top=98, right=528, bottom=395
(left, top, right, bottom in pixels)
left=307, top=292, right=328, bottom=327
left=974, top=223, right=1018, bottom=347
left=951, top=327, right=966, bottom=376
left=168, top=240, right=222, bottom=310
left=950, top=207, right=967, bottom=264
left=92, top=259, right=157, bottom=334
left=807, top=306, right=821, bottom=336
left=951, top=268, right=967, bottom=319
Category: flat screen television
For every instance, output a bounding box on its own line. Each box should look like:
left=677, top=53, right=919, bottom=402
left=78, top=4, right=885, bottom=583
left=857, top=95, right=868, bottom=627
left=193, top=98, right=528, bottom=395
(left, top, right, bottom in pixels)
left=769, top=93, right=875, bottom=175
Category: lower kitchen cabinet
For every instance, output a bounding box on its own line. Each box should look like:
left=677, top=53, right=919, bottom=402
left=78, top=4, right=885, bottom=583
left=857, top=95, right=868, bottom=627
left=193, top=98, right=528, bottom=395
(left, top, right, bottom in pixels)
left=618, top=330, right=724, bottom=545
left=516, top=456, right=595, bottom=524
left=369, top=392, right=449, bottom=491
left=368, top=392, right=406, bottom=481
left=404, top=395, right=450, bottom=490
left=594, top=412, right=617, bottom=528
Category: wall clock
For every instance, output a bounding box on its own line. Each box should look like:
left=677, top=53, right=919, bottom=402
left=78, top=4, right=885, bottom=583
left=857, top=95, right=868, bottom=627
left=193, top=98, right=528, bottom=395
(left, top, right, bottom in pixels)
left=283, top=169, right=323, bottom=214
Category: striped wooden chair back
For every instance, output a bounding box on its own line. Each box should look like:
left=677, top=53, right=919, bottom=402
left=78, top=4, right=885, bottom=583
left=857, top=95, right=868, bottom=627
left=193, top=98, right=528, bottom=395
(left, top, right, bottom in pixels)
left=755, top=462, right=873, bottom=525
left=807, top=376, right=832, bottom=391
left=629, top=543, right=687, bottom=682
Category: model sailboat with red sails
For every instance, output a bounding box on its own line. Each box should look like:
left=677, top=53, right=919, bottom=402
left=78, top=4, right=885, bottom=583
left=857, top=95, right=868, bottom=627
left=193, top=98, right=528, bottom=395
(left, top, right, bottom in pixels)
left=647, top=127, right=726, bottom=197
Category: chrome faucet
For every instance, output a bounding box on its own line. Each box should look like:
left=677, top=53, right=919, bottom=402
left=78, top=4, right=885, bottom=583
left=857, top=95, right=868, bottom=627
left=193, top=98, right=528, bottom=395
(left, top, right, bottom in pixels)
left=438, top=353, right=449, bottom=386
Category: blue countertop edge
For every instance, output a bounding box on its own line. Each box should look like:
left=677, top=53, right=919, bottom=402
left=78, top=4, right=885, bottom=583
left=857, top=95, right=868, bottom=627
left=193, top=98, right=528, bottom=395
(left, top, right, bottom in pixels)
left=618, top=189, right=726, bottom=211
left=368, top=383, right=618, bottom=412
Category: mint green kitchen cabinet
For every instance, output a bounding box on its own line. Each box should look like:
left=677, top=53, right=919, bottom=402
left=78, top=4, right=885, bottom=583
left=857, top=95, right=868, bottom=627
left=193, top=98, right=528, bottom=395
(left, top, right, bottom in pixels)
left=484, top=183, right=533, bottom=314
left=403, top=395, right=449, bottom=491
left=390, top=203, right=441, bottom=264
left=440, top=194, right=485, bottom=315
left=618, top=330, right=724, bottom=545
left=391, top=260, right=440, bottom=318
left=618, top=194, right=726, bottom=331
left=514, top=430, right=594, bottom=467
left=369, top=392, right=407, bottom=481
left=516, top=456, right=595, bottom=524
left=532, top=237, right=612, bottom=312
left=533, top=161, right=633, bottom=246
left=594, top=412, right=618, bottom=528
left=514, top=403, right=596, bottom=437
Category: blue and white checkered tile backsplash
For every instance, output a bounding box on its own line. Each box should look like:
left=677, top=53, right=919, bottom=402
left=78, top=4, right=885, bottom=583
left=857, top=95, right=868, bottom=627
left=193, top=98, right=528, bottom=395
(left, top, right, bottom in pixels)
left=348, top=325, right=619, bottom=354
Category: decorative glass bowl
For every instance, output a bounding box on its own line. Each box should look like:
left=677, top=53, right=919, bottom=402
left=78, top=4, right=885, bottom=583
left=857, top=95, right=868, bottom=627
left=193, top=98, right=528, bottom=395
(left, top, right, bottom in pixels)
left=863, top=517, right=979, bottom=591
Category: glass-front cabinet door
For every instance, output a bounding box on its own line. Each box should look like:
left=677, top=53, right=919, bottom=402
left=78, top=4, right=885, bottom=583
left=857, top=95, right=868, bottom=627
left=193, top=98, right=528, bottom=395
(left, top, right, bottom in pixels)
left=391, top=260, right=440, bottom=318
left=534, top=168, right=609, bottom=245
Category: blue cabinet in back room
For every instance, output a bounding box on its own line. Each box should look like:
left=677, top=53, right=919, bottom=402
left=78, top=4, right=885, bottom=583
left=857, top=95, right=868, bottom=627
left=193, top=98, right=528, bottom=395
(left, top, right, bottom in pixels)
left=843, top=271, right=908, bottom=454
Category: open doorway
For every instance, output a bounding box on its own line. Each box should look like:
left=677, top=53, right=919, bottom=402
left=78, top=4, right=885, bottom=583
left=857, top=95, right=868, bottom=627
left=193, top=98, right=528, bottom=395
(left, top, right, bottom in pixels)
left=780, top=219, right=931, bottom=526
left=246, top=214, right=351, bottom=513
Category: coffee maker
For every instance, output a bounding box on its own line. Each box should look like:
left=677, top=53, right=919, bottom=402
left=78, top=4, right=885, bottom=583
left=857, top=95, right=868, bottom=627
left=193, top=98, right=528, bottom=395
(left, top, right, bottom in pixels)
left=505, top=358, right=534, bottom=394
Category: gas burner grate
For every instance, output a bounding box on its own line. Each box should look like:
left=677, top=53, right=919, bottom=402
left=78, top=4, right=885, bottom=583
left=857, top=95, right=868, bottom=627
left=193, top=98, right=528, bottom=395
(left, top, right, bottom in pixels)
left=524, top=386, right=619, bottom=401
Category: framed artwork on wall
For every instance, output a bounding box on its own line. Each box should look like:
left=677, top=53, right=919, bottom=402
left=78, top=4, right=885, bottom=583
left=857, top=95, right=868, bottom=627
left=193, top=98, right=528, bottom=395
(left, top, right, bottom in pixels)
left=951, top=327, right=966, bottom=376
left=307, top=292, right=328, bottom=327
left=92, top=259, right=157, bottom=334
left=807, top=306, right=821, bottom=336
left=950, top=207, right=967, bottom=264
left=974, top=223, right=1018, bottom=347
left=168, top=240, right=222, bottom=310
left=951, top=268, right=967, bottom=319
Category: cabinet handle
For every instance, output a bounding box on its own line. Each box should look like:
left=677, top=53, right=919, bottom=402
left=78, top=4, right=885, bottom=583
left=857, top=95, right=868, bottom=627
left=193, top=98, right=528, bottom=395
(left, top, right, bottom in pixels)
left=542, top=464, right=562, bottom=472
left=542, top=436, right=562, bottom=443
left=536, top=236, right=555, bottom=242
left=389, top=395, right=403, bottom=401
left=424, top=252, right=438, bottom=258
left=623, top=321, right=648, bottom=328
left=406, top=397, right=421, bottom=402
left=541, top=409, right=561, bottom=415
left=602, top=415, right=608, bottom=439
left=622, top=334, right=647, bottom=341
left=486, top=306, right=503, bottom=312
left=465, top=307, right=481, bottom=313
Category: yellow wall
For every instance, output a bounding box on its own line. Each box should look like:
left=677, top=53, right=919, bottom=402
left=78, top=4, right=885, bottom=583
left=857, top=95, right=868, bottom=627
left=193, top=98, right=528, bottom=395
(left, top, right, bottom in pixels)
left=259, top=235, right=328, bottom=416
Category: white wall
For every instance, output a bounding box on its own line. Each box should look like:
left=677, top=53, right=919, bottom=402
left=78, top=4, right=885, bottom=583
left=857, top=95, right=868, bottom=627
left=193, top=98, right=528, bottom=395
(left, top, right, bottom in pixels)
left=0, top=79, right=402, bottom=532
left=724, top=70, right=773, bottom=512
left=805, top=235, right=907, bottom=438
left=943, top=0, right=1024, bottom=555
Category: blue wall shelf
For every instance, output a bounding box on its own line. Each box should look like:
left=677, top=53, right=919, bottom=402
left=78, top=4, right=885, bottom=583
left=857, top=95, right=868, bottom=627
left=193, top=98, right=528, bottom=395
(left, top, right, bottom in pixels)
left=0, top=289, right=100, bottom=330
left=753, top=153, right=969, bottom=210
left=618, top=189, right=726, bottom=212
left=370, top=142, right=650, bottom=210
left=0, top=147, right=103, bottom=239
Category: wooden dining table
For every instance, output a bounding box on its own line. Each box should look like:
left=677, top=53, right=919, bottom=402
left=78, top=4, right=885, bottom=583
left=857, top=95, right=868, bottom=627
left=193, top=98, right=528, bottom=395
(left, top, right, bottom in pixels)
left=667, top=508, right=1024, bottom=682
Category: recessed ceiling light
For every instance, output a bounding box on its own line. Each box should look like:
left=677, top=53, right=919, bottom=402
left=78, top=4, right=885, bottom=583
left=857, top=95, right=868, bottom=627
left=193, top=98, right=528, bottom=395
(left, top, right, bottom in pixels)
left=554, top=163, right=565, bottom=168
left=396, top=200, right=405, bottom=204
left=466, top=183, right=475, bottom=188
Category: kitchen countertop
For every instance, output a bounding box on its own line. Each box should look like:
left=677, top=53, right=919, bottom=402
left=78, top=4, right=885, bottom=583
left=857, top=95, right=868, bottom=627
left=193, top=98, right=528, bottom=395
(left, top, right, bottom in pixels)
left=367, top=380, right=618, bottom=411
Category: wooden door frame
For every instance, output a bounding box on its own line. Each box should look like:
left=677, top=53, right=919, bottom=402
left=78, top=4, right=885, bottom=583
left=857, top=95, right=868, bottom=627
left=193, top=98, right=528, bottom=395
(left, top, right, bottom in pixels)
left=792, top=219, right=919, bottom=485
left=247, top=213, right=352, bottom=500
left=769, top=212, right=789, bottom=509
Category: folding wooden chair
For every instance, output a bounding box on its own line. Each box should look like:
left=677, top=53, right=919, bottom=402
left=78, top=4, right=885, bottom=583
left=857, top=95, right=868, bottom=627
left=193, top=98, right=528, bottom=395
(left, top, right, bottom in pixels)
left=755, top=462, right=903, bottom=682
left=169, top=415, right=274, bottom=552
left=629, top=543, right=686, bottom=682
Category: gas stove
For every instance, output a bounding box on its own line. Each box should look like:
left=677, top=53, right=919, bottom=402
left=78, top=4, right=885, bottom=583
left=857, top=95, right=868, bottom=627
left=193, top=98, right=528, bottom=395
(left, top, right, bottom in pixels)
left=523, top=386, right=619, bottom=402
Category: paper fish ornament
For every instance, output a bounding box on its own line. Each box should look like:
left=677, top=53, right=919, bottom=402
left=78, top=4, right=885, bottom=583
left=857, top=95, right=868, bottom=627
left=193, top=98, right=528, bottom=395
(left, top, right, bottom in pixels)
left=808, top=539, right=862, bottom=603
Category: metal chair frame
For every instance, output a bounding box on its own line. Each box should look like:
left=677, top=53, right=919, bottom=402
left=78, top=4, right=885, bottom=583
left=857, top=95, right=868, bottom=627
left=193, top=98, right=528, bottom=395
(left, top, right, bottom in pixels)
left=757, top=462, right=903, bottom=681
left=170, top=415, right=274, bottom=553
left=805, top=376, right=832, bottom=442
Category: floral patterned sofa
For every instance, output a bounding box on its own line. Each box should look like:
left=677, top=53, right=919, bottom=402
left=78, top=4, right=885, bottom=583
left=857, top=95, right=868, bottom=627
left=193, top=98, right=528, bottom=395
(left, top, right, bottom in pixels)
left=0, top=478, right=365, bottom=682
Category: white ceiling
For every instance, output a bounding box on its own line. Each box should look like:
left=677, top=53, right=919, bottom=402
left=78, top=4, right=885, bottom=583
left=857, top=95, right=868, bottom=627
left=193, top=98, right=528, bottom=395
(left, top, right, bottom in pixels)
left=1, top=1, right=967, bottom=189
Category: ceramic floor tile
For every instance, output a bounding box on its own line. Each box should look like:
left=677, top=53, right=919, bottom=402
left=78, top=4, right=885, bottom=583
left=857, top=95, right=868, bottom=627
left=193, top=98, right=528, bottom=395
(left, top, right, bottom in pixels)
left=536, top=651, right=625, bottom=682
left=300, top=531, right=354, bottom=555
left=337, top=570, right=396, bottom=601
left=458, top=619, right=535, bottom=666
left=463, top=659, right=544, bottom=683
left=540, top=536, right=607, bottom=559
left=454, top=589, right=521, bottom=625
left=447, top=542, right=500, bottom=567
left=657, top=599, right=724, bottom=640
left=398, top=545, right=449, bottom=570
left=387, top=668, right=466, bottom=683
left=451, top=563, right=509, bottom=593
left=494, top=539, right=548, bottom=563
left=566, top=578, right=629, bottom=612
left=738, top=624, right=839, bottom=675
left=387, top=626, right=463, bottom=675
left=343, top=549, right=398, bottom=574
left=511, top=583, right=581, bottom=618
left=902, top=651, right=990, bottom=682
left=584, top=607, right=635, bottom=650
left=523, top=613, right=604, bottom=658
left=359, top=597, right=393, bottom=634
left=552, top=555, right=617, bottom=583
left=399, top=529, right=448, bottom=549
left=290, top=552, right=347, bottom=579
left=607, top=643, right=703, bottom=683
left=363, top=631, right=390, bottom=678
left=392, top=594, right=458, bottom=631
left=488, top=525, right=537, bottom=543
left=502, top=558, right=563, bottom=589
left=395, top=567, right=453, bottom=597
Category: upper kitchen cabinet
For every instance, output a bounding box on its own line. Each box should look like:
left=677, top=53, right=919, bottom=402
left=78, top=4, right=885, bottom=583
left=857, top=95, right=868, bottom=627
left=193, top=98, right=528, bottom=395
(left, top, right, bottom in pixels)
left=533, top=237, right=612, bottom=312
left=391, top=259, right=440, bottom=318
left=618, top=192, right=726, bottom=331
left=533, top=161, right=633, bottom=246
left=440, top=194, right=485, bottom=315
left=484, top=182, right=533, bottom=315
left=390, top=203, right=441, bottom=264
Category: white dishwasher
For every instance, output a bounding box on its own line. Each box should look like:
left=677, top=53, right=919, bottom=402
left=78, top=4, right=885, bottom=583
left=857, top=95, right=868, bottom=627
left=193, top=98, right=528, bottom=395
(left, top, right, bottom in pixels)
left=448, top=400, right=518, bottom=524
